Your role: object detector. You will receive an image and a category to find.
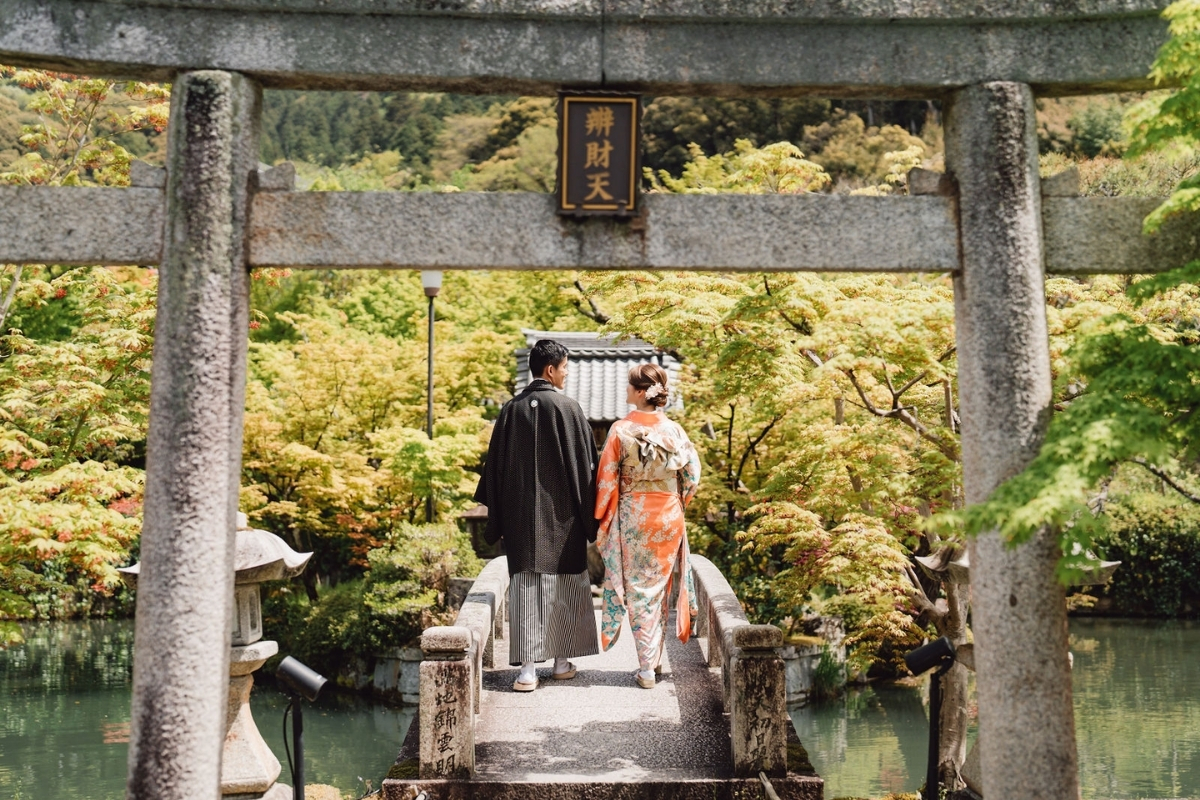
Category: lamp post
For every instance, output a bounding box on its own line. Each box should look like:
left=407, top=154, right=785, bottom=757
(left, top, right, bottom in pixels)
left=421, top=270, right=442, bottom=524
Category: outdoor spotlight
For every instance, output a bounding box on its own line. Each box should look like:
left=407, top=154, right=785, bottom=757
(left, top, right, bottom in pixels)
left=904, top=636, right=957, bottom=800
left=904, top=635, right=956, bottom=676
left=276, top=656, right=328, bottom=800
left=276, top=655, right=327, bottom=702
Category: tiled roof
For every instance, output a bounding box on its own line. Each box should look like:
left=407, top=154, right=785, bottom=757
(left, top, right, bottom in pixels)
left=516, top=330, right=683, bottom=423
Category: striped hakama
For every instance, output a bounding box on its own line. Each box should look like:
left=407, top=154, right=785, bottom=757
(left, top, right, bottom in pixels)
left=507, top=570, right=599, bottom=665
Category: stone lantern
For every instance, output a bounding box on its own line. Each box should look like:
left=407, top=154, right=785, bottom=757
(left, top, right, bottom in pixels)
left=121, top=513, right=311, bottom=799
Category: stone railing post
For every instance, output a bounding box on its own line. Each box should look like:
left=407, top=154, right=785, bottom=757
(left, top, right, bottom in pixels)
left=127, top=70, right=260, bottom=800
left=419, top=626, right=474, bottom=779
left=729, top=624, right=787, bottom=778
left=945, top=81, right=1079, bottom=800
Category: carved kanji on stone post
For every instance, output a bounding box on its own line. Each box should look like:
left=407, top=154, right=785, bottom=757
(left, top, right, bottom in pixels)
left=419, top=627, right=475, bottom=779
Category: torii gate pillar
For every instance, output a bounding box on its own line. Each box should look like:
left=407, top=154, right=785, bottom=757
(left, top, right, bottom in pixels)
left=946, top=82, right=1080, bottom=800
left=127, top=71, right=261, bottom=800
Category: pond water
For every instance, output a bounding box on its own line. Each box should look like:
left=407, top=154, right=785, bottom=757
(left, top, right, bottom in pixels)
left=792, top=617, right=1200, bottom=800
left=0, top=620, right=414, bottom=800
left=3, top=618, right=1197, bottom=799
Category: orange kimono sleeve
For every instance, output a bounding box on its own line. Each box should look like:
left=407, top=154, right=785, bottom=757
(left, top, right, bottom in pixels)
left=593, top=426, right=622, bottom=544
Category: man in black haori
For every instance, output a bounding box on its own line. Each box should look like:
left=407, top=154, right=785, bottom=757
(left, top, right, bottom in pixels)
left=474, top=339, right=600, bottom=691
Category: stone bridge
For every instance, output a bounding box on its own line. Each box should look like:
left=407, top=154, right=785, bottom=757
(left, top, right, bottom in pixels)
left=385, top=556, right=822, bottom=800
left=1, top=3, right=1195, bottom=799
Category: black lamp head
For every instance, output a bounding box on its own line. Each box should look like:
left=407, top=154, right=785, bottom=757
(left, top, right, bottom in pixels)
left=904, top=636, right=956, bottom=676
left=276, top=656, right=328, bottom=702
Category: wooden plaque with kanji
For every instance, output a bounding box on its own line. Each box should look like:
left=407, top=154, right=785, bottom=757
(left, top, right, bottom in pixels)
left=557, top=94, right=640, bottom=216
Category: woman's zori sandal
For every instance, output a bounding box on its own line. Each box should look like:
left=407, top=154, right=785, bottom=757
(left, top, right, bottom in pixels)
left=551, top=662, right=578, bottom=680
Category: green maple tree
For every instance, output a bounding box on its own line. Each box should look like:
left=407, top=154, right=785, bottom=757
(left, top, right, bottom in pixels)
left=946, top=2, right=1200, bottom=579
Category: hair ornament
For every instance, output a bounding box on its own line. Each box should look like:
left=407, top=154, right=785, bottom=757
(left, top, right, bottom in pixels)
left=644, top=383, right=666, bottom=400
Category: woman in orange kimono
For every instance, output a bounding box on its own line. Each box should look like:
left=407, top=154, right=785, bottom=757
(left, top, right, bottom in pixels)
left=594, top=364, right=701, bottom=688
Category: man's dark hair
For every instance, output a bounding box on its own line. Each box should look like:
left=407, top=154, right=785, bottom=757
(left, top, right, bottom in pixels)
left=529, top=339, right=569, bottom=378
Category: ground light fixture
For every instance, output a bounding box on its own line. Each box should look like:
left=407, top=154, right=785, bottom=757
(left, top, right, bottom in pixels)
left=276, top=656, right=328, bottom=800
left=904, top=636, right=956, bottom=800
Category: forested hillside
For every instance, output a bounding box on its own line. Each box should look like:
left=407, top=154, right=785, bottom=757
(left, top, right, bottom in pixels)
left=0, top=77, right=1134, bottom=189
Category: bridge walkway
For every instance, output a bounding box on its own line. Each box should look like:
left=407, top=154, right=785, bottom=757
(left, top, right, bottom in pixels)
left=383, top=556, right=823, bottom=799
left=473, top=602, right=730, bottom=783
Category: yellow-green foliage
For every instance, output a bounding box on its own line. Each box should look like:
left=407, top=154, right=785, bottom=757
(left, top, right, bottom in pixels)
left=800, top=110, right=928, bottom=188
left=0, top=265, right=155, bottom=631
left=0, top=67, right=167, bottom=185
left=264, top=522, right=482, bottom=678
left=240, top=311, right=502, bottom=575
left=647, top=140, right=829, bottom=194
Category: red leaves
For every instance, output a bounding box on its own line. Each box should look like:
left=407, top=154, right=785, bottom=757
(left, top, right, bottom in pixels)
left=107, top=496, right=141, bottom=517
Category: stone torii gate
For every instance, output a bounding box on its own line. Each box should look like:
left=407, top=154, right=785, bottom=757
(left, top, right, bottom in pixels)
left=1, top=2, right=1195, bottom=798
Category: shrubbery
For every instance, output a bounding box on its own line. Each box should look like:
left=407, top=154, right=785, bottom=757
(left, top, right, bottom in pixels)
left=263, top=522, right=483, bottom=681
left=1093, top=493, right=1200, bottom=617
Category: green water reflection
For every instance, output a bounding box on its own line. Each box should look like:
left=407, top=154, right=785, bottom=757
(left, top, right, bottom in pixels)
left=791, top=680, right=936, bottom=799
left=1072, top=618, right=1200, bottom=800
left=792, top=618, right=1200, bottom=800
left=6, top=618, right=1198, bottom=799
left=0, top=620, right=413, bottom=800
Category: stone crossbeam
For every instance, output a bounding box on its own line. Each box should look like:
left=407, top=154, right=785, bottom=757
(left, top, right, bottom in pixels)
left=0, top=0, right=1170, bottom=97
left=0, top=185, right=164, bottom=266
left=249, top=193, right=960, bottom=272
left=1, top=187, right=1193, bottom=275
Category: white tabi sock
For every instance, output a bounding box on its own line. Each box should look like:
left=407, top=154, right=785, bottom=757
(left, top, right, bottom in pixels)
left=518, top=661, right=537, bottom=684
left=553, top=657, right=570, bottom=675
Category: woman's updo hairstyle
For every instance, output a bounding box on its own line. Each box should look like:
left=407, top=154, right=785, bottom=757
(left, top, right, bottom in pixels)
left=629, top=363, right=670, bottom=408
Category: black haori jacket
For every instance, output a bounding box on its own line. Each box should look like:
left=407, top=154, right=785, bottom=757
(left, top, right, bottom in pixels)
left=474, top=379, right=598, bottom=576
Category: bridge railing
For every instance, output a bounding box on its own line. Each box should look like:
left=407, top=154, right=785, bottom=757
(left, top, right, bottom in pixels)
left=417, top=556, right=509, bottom=779
left=690, top=554, right=789, bottom=778
left=417, top=554, right=786, bottom=780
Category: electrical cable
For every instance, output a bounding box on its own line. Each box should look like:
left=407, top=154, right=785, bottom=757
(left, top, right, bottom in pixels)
left=282, top=698, right=295, bottom=787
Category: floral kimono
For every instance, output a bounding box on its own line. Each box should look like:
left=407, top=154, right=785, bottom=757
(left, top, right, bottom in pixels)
left=594, top=410, right=702, bottom=672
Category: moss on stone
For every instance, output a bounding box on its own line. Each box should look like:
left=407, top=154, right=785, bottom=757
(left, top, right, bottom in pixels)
left=385, top=758, right=419, bottom=780
left=788, top=739, right=816, bottom=775
left=785, top=634, right=825, bottom=648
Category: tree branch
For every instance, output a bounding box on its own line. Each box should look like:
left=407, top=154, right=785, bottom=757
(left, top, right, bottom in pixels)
left=0, top=265, right=24, bottom=332
left=846, top=368, right=957, bottom=459
left=895, top=348, right=955, bottom=399
left=895, top=370, right=929, bottom=399
left=572, top=279, right=610, bottom=324
left=764, top=276, right=812, bottom=334
left=725, top=403, right=736, bottom=491
left=1133, top=458, right=1200, bottom=504
left=879, top=356, right=898, bottom=399
left=903, top=562, right=945, bottom=621
left=735, top=414, right=782, bottom=488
